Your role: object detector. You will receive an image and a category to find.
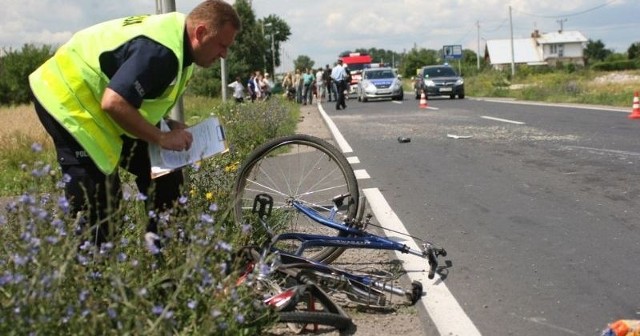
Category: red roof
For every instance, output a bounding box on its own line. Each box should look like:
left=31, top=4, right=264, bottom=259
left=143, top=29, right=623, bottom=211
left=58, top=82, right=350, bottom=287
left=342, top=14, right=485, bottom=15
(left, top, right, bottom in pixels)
left=340, top=55, right=372, bottom=64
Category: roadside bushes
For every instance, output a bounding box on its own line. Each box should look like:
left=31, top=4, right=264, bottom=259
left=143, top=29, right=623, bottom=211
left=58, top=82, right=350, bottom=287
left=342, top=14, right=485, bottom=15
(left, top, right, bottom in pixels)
left=0, top=96, right=299, bottom=334
left=591, top=59, right=640, bottom=71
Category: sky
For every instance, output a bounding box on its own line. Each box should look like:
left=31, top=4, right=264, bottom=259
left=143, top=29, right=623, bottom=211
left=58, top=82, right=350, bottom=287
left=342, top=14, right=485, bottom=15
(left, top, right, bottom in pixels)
left=1, top=0, right=638, bottom=72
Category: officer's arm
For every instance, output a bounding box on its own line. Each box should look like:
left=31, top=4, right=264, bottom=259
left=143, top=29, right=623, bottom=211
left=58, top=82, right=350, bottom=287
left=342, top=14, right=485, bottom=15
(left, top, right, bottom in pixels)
left=101, top=88, right=192, bottom=151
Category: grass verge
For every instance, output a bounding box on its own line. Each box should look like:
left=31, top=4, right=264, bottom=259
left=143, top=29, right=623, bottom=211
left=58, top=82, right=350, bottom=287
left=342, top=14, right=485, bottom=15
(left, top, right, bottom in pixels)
left=0, top=95, right=298, bottom=335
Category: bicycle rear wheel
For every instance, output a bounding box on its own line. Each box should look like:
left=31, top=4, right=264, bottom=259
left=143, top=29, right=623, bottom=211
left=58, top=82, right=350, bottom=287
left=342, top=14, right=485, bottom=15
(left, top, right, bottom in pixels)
left=277, top=311, right=353, bottom=333
left=233, top=134, right=359, bottom=262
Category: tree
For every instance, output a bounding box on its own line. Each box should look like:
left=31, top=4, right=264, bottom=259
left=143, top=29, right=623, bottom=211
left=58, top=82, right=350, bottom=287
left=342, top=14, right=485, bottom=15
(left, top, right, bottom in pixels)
left=261, top=14, right=291, bottom=76
left=187, top=0, right=290, bottom=96
left=628, top=42, right=640, bottom=60
left=399, top=48, right=439, bottom=79
left=584, top=39, right=613, bottom=65
left=0, top=44, right=54, bottom=105
left=293, top=55, right=314, bottom=72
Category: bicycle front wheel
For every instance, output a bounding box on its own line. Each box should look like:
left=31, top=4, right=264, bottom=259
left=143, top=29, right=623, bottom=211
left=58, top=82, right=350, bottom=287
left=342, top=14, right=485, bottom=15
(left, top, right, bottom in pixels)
left=233, top=134, right=359, bottom=262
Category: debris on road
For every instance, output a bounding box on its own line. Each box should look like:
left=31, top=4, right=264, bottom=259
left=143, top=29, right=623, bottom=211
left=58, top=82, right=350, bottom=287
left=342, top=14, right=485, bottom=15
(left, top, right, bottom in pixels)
left=447, top=134, right=473, bottom=139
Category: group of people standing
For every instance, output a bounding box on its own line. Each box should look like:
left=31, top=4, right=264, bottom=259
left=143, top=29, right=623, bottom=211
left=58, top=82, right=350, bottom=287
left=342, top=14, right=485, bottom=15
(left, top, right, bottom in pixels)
left=281, top=60, right=350, bottom=110
left=228, top=70, right=273, bottom=103
left=229, top=60, right=351, bottom=112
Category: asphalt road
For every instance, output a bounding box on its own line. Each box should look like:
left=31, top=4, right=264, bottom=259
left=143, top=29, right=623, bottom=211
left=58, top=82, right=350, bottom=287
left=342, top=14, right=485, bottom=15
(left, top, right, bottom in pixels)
left=319, top=96, right=640, bottom=336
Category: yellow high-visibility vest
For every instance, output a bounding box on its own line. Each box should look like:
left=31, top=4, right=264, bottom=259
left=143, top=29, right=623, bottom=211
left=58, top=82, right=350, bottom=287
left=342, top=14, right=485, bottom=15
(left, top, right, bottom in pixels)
left=29, top=13, right=194, bottom=174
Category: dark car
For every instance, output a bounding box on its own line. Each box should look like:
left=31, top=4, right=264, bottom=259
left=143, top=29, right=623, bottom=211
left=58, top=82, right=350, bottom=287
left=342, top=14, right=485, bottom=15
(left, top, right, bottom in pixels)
left=414, top=65, right=464, bottom=99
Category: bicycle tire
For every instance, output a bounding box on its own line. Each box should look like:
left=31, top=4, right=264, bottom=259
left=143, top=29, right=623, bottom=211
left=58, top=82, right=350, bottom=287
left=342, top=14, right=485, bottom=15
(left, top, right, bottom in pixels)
left=234, top=134, right=359, bottom=262
left=277, top=311, right=353, bottom=332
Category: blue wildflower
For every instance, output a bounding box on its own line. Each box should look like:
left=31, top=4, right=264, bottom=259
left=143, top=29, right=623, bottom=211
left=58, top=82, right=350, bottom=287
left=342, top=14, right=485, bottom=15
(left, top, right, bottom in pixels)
left=242, top=223, right=251, bottom=233
left=12, top=254, right=28, bottom=266
left=45, top=236, right=60, bottom=244
left=99, top=242, right=114, bottom=255
left=152, top=305, right=164, bottom=315
left=216, top=241, right=232, bottom=252
left=51, top=218, right=63, bottom=228
left=200, top=213, right=214, bottom=224
left=31, top=143, right=43, bottom=152
left=79, top=290, right=89, bottom=302
left=209, top=203, right=218, bottom=211
left=79, top=241, right=92, bottom=251
left=19, top=194, right=36, bottom=205
left=187, top=300, right=197, bottom=310
left=58, top=196, right=70, bottom=213
left=136, top=193, right=148, bottom=201
left=77, top=254, right=89, bottom=266
left=0, top=273, right=13, bottom=285
left=179, top=195, right=188, bottom=205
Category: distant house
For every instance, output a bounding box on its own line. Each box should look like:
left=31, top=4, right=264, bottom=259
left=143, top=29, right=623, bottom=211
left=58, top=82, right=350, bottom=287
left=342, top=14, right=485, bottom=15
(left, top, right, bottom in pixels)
left=484, top=30, right=588, bottom=69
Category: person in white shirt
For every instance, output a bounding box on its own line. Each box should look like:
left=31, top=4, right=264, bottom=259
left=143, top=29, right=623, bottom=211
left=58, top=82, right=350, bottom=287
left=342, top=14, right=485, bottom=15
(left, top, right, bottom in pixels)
left=261, top=73, right=273, bottom=100
left=228, top=76, right=245, bottom=103
left=330, top=60, right=347, bottom=110
left=315, top=67, right=326, bottom=103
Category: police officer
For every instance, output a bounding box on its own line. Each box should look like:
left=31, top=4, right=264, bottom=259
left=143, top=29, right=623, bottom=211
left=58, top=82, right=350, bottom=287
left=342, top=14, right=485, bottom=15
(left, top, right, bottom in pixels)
left=29, top=0, right=241, bottom=247
left=331, top=60, right=347, bottom=110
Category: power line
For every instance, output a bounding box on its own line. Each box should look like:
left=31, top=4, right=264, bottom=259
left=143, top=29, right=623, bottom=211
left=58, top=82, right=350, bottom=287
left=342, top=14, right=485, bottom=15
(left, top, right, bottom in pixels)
left=484, top=18, right=510, bottom=33
left=513, top=0, right=618, bottom=19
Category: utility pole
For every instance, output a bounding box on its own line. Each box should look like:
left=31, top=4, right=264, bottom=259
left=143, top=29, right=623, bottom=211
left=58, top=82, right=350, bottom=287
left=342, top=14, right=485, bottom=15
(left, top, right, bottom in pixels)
left=556, top=18, right=567, bottom=33
left=476, top=20, right=480, bottom=70
left=264, top=22, right=276, bottom=76
left=262, top=21, right=267, bottom=75
left=509, top=5, right=515, bottom=77
left=156, top=0, right=184, bottom=122
left=271, top=30, right=276, bottom=76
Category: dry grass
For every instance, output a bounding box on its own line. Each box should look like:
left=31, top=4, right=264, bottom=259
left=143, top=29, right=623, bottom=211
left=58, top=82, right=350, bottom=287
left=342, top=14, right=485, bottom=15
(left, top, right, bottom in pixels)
left=0, top=104, right=53, bottom=150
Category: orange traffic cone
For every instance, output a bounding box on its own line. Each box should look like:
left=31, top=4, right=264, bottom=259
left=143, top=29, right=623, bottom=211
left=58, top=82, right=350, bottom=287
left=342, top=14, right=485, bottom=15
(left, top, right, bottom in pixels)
left=419, top=90, right=428, bottom=109
left=628, top=92, right=640, bottom=119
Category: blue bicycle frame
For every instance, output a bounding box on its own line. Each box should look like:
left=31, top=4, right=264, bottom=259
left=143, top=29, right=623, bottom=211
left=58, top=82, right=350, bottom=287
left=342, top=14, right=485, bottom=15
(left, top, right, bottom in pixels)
left=261, top=196, right=444, bottom=279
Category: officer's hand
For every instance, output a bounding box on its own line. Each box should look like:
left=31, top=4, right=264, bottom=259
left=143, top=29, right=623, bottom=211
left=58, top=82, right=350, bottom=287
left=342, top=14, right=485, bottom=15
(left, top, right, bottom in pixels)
left=159, top=129, right=193, bottom=151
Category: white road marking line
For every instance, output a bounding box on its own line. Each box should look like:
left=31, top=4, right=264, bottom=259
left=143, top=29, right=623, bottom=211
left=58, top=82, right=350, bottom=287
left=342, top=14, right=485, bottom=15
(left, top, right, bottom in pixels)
left=392, top=100, right=403, bottom=104
left=347, top=156, right=360, bottom=164
left=318, top=104, right=353, bottom=153
left=363, top=188, right=481, bottom=336
left=319, top=106, right=479, bottom=335
left=481, top=115, right=525, bottom=125
left=354, top=169, right=370, bottom=180
left=562, top=145, right=640, bottom=156
left=471, top=97, right=628, bottom=113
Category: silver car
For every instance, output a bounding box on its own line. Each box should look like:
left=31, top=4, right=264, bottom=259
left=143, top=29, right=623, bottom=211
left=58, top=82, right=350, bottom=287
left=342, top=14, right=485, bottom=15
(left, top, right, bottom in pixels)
left=356, top=67, right=404, bottom=102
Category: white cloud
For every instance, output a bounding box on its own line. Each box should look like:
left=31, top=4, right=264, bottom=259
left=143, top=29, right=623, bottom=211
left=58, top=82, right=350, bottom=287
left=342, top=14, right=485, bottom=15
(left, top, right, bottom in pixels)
left=1, top=0, right=637, bottom=70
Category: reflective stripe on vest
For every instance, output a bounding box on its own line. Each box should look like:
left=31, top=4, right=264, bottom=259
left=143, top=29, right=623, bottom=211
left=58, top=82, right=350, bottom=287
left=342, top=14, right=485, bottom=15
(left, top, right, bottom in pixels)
left=29, top=13, right=194, bottom=174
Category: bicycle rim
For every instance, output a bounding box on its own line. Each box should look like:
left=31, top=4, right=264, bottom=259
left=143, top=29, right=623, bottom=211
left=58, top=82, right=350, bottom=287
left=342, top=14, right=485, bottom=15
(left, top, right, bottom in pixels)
left=234, top=134, right=359, bottom=262
left=277, top=311, right=353, bottom=332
